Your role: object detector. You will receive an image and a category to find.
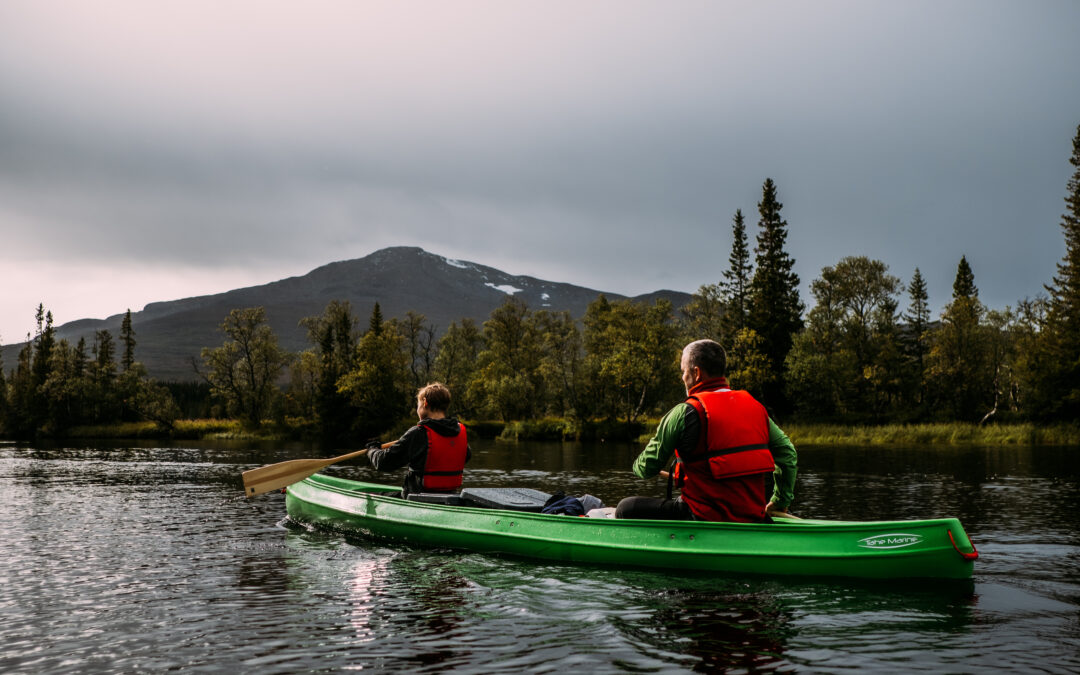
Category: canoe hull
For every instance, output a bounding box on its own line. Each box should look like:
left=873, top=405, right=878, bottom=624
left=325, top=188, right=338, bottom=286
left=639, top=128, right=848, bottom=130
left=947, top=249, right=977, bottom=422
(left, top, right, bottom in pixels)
left=285, top=474, right=977, bottom=580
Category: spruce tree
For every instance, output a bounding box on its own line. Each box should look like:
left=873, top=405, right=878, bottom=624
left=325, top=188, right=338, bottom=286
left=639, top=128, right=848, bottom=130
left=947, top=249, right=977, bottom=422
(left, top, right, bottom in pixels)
left=339, top=304, right=410, bottom=438
left=952, top=256, right=977, bottom=307
left=904, top=268, right=931, bottom=338
left=29, top=305, right=56, bottom=430
left=0, top=333, right=6, bottom=433
left=73, top=337, right=88, bottom=378
left=120, top=309, right=136, bottom=372
left=720, top=209, right=753, bottom=333
left=31, top=305, right=56, bottom=391
left=369, top=302, right=384, bottom=336
left=300, top=301, right=358, bottom=443
left=1039, top=122, right=1080, bottom=419
left=747, top=178, right=803, bottom=409
left=926, top=256, right=991, bottom=421
left=902, top=267, right=931, bottom=411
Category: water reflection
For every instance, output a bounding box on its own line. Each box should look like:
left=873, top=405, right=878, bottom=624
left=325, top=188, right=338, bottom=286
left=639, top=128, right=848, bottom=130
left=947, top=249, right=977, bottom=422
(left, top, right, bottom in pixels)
left=0, top=441, right=1078, bottom=672
left=347, top=553, right=386, bottom=645
left=614, top=585, right=793, bottom=671
left=344, top=550, right=477, bottom=669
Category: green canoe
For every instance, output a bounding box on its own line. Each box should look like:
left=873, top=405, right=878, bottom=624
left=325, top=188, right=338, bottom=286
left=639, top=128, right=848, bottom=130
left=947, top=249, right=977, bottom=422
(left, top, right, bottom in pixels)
left=285, top=474, right=979, bottom=580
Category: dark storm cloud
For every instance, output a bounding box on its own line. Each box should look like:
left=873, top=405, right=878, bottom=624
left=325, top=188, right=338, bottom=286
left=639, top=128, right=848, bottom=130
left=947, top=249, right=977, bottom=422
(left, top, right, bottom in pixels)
left=1, top=0, right=1079, bottom=342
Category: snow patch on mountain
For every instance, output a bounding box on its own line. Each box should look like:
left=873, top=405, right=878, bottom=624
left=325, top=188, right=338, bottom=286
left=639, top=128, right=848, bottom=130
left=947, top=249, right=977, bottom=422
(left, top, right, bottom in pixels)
left=485, top=283, right=523, bottom=295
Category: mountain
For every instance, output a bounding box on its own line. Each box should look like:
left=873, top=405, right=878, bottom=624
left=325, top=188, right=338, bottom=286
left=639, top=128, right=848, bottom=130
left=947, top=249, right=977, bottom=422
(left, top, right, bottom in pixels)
left=3, top=247, right=693, bottom=381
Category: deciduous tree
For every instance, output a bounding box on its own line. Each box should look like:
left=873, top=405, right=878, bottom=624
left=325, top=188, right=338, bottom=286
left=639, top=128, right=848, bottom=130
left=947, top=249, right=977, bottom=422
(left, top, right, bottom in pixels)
left=200, top=307, right=291, bottom=429
left=584, top=297, right=680, bottom=427
left=785, top=257, right=901, bottom=420
left=394, top=311, right=437, bottom=390
left=434, top=318, right=484, bottom=417
left=473, top=297, right=542, bottom=420
left=533, top=310, right=586, bottom=418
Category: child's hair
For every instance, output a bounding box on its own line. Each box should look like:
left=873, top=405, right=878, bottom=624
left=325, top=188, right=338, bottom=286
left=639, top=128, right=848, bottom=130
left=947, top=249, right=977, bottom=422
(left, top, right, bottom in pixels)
left=417, top=382, right=451, bottom=412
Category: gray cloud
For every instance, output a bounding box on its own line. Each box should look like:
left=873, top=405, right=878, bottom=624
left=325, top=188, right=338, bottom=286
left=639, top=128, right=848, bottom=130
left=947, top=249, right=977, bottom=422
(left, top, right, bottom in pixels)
left=2, top=1, right=1079, bottom=342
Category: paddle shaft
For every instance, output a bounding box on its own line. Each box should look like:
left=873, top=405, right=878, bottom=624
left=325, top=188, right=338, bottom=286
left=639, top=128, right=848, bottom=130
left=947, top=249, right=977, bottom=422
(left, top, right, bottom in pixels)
left=242, top=442, right=393, bottom=498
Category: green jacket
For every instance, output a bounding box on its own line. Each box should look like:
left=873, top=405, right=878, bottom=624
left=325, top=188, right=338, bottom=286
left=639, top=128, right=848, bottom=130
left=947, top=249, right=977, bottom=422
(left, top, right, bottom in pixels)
left=632, top=402, right=798, bottom=509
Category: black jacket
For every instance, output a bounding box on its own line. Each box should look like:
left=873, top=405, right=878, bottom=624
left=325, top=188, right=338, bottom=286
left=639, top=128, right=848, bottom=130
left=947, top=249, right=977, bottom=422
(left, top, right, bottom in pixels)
left=368, top=417, right=471, bottom=497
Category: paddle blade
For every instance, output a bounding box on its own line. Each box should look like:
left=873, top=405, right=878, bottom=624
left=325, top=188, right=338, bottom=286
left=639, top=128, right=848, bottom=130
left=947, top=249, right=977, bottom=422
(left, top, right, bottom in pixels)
left=242, top=448, right=368, bottom=497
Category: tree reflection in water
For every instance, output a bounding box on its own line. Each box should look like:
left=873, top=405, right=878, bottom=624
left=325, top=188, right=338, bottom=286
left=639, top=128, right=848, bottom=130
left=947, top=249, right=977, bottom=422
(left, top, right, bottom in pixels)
left=614, top=586, right=793, bottom=672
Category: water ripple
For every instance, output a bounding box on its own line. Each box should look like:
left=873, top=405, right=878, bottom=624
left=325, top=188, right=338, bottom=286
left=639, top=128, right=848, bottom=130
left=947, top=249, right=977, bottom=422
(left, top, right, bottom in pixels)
left=0, top=443, right=1077, bottom=672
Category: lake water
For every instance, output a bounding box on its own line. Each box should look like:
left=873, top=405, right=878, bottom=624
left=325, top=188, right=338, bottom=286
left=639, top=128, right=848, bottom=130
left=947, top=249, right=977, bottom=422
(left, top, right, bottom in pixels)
left=0, top=439, right=1077, bottom=673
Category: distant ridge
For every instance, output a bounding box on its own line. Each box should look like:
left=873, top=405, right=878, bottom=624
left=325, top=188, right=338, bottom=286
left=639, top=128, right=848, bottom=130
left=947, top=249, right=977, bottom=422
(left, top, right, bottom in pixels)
left=2, top=247, right=692, bottom=381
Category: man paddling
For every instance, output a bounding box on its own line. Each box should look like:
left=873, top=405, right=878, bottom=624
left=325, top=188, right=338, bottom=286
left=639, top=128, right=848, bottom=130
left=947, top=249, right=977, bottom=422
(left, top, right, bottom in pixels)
left=616, top=339, right=797, bottom=522
left=367, top=382, right=471, bottom=499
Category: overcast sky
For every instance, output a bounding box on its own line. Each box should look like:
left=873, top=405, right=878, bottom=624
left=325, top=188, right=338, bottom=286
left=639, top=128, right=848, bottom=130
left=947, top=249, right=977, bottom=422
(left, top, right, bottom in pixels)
left=2, top=1, right=1079, bottom=344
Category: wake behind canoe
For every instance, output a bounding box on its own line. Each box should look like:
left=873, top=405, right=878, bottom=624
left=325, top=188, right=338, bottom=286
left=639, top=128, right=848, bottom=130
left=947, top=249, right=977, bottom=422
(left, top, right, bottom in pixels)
left=284, top=473, right=977, bottom=580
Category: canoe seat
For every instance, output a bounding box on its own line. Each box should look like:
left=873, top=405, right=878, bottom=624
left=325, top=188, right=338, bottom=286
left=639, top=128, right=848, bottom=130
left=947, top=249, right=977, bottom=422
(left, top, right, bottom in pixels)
left=460, top=487, right=552, bottom=512
left=407, top=492, right=465, bottom=506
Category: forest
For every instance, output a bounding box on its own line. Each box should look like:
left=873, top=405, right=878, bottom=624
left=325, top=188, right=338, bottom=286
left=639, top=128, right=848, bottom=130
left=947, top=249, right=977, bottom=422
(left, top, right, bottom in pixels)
left=2, top=124, right=1079, bottom=443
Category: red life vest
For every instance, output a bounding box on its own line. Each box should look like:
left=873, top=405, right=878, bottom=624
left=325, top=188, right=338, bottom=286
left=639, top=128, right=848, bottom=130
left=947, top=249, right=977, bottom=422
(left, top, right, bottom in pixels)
left=674, top=385, right=774, bottom=522
left=421, top=423, right=468, bottom=491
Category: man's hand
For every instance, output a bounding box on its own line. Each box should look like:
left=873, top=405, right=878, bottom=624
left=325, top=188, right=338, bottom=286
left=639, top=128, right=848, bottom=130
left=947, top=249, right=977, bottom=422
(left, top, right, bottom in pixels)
left=766, top=501, right=800, bottom=519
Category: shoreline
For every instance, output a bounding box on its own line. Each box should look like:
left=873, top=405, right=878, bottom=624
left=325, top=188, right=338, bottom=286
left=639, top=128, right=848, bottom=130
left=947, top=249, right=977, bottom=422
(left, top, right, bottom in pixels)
left=5, top=419, right=1080, bottom=447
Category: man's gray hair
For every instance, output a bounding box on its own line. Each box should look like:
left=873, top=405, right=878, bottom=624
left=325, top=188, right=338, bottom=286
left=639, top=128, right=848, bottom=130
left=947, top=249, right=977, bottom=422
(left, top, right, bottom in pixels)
left=683, top=339, right=727, bottom=377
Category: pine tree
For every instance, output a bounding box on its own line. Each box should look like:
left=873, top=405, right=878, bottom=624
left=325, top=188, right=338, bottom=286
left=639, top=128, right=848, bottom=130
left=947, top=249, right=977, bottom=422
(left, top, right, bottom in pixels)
left=952, top=256, right=978, bottom=315
left=338, top=304, right=410, bottom=438
left=73, top=337, right=88, bottom=378
left=299, top=301, right=359, bottom=442
left=1048, top=123, right=1080, bottom=328
left=902, top=267, right=931, bottom=412
left=369, top=302, right=384, bottom=336
left=926, top=256, right=991, bottom=421
left=903, top=268, right=931, bottom=365
left=31, top=305, right=56, bottom=391
left=0, top=333, right=6, bottom=433
left=720, top=209, right=753, bottom=334
left=1037, top=122, right=1080, bottom=419
left=94, top=330, right=116, bottom=376
left=904, top=268, right=931, bottom=337
left=120, top=309, right=136, bottom=372
left=28, top=305, right=56, bottom=431
left=747, top=178, right=804, bottom=410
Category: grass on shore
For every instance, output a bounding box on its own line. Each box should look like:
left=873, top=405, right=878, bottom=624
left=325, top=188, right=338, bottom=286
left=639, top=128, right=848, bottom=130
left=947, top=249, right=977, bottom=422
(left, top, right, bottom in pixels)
left=46, top=418, right=1080, bottom=446
left=784, top=422, right=1080, bottom=446
left=66, top=419, right=278, bottom=441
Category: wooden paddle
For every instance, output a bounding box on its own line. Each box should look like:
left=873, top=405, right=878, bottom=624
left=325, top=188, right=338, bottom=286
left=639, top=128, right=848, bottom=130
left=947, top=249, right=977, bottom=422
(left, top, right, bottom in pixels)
left=656, top=469, right=802, bottom=520
left=242, top=442, right=393, bottom=497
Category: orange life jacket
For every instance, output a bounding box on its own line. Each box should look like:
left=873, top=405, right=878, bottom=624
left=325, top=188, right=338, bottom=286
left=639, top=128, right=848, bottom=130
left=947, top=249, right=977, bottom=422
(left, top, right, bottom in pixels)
left=421, top=423, right=468, bottom=491
left=674, top=385, right=774, bottom=522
